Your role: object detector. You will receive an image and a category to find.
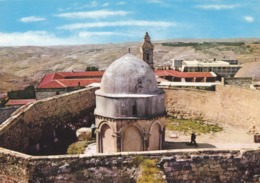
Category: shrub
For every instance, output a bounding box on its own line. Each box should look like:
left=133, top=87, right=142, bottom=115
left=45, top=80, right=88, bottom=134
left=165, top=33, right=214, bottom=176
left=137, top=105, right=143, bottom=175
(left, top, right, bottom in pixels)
left=137, top=159, right=164, bottom=183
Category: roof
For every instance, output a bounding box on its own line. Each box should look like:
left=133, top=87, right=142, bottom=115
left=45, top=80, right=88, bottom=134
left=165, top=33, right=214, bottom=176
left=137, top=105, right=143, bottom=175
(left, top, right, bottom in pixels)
left=182, top=60, right=240, bottom=67
left=37, top=66, right=215, bottom=90
left=100, top=53, right=159, bottom=94
left=154, top=70, right=215, bottom=78
left=159, top=82, right=217, bottom=87
left=37, top=71, right=103, bottom=89
left=6, top=99, right=36, bottom=106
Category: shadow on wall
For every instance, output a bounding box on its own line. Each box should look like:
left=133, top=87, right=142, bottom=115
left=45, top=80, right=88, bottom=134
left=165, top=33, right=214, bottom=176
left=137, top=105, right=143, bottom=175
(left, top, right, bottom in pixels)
left=163, top=141, right=216, bottom=149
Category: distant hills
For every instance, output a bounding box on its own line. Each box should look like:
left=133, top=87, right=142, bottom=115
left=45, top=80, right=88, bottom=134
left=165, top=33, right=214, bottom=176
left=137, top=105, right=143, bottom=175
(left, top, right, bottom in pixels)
left=1, top=39, right=260, bottom=93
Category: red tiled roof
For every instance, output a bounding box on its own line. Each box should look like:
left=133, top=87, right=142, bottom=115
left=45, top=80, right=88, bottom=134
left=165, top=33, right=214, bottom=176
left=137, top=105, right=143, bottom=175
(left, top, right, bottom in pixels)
left=57, top=71, right=104, bottom=78
left=6, top=99, right=36, bottom=106
left=154, top=70, right=214, bottom=78
left=37, top=71, right=103, bottom=89
left=37, top=70, right=215, bottom=89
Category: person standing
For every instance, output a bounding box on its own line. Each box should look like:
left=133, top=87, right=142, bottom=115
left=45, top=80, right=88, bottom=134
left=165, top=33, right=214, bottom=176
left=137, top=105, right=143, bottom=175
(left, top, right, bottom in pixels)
left=190, top=132, right=198, bottom=147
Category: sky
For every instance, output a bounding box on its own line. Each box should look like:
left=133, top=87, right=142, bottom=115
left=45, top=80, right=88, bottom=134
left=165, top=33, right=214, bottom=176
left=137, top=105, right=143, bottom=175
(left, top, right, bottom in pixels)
left=0, top=0, right=259, bottom=46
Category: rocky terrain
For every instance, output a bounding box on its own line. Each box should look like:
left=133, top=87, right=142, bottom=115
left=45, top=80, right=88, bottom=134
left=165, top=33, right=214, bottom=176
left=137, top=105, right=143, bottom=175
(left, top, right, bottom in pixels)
left=1, top=39, right=260, bottom=93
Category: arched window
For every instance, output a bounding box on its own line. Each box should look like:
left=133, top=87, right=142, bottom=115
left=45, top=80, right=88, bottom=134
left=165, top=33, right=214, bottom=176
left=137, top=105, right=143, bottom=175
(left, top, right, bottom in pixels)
left=146, top=52, right=149, bottom=60
left=132, top=104, right=137, bottom=116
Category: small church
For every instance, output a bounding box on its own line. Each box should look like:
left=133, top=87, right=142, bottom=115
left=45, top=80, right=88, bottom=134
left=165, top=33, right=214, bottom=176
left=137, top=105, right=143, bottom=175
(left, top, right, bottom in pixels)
left=94, top=32, right=166, bottom=153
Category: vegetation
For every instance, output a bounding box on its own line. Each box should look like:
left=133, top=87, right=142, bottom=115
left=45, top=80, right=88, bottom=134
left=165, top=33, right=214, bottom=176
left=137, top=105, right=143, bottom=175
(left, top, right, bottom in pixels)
left=166, top=117, right=223, bottom=135
left=161, top=42, right=250, bottom=53
left=0, top=97, right=8, bottom=107
left=85, top=66, right=99, bottom=71
left=162, top=41, right=245, bottom=48
left=136, top=158, right=164, bottom=183
left=67, top=139, right=95, bottom=154
left=7, top=85, right=36, bottom=99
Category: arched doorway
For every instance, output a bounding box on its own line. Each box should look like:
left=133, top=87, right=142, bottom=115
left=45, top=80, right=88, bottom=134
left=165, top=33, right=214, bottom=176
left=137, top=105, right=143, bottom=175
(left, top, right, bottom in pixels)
left=149, top=123, right=161, bottom=150
left=100, top=124, right=114, bottom=153
left=122, top=126, right=142, bottom=152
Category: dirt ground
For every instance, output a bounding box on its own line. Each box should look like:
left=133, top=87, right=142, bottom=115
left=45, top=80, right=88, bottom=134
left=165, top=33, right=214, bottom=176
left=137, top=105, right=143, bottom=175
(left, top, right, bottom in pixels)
left=165, top=123, right=260, bottom=150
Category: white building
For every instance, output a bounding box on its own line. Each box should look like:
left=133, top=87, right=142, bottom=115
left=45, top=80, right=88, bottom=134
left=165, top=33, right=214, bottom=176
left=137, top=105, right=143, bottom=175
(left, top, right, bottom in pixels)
left=172, top=59, right=241, bottom=77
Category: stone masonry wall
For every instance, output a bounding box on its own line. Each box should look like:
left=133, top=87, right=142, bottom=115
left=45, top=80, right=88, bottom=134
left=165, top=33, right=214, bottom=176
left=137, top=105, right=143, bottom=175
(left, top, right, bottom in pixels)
left=165, top=85, right=260, bottom=128
left=0, top=87, right=97, bottom=153
left=222, top=77, right=252, bottom=88
left=0, top=107, right=19, bottom=124
left=0, top=147, right=259, bottom=183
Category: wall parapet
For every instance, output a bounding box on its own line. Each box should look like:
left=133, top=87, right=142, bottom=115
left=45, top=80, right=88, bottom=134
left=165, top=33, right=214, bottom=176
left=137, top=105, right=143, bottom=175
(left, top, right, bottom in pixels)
left=0, top=147, right=259, bottom=182
left=0, top=87, right=98, bottom=153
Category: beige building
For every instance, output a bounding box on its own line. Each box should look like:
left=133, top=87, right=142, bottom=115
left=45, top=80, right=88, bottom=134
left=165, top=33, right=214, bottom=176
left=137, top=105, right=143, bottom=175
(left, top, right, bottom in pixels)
left=172, top=59, right=241, bottom=77
left=95, top=54, right=166, bottom=153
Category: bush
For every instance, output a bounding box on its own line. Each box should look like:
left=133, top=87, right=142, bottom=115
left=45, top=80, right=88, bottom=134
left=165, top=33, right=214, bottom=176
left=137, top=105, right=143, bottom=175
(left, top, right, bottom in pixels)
left=67, top=140, right=88, bottom=154
left=85, top=66, right=99, bottom=71
left=8, top=85, right=35, bottom=99
left=137, top=159, right=164, bottom=183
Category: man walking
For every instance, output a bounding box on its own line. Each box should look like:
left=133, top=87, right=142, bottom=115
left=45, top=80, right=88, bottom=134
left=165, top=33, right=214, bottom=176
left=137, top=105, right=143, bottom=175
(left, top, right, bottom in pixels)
left=190, top=132, right=198, bottom=147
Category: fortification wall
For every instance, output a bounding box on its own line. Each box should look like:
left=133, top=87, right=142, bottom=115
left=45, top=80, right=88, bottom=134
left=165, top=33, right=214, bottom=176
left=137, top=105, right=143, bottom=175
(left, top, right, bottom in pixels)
left=0, top=107, right=19, bottom=124
left=0, top=147, right=259, bottom=183
left=222, top=77, right=252, bottom=88
left=165, top=85, right=260, bottom=128
left=0, top=87, right=97, bottom=153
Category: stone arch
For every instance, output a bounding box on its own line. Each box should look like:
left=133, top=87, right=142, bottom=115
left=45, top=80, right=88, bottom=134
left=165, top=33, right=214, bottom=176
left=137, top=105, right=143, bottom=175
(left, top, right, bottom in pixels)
left=99, top=122, right=115, bottom=153
left=122, top=125, right=143, bottom=152
left=148, top=121, right=163, bottom=150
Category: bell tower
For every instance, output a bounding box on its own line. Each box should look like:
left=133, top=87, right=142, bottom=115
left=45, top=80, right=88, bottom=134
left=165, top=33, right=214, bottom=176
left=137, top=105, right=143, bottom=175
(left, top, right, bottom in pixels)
left=140, top=32, right=154, bottom=68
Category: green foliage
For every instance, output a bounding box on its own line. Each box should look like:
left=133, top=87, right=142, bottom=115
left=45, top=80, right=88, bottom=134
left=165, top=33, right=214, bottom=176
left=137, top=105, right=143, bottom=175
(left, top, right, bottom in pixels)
left=85, top=66, right=99, bottom=71
left=162, top=42, right=247, bottom=53
left=162, top=42, right=245, bottom=48
left=137, top=159, right=164, bottom=183
left=8, top=85, right=36, bottom=99
left=132, top=155, right=145, bottom=166
left=0, top=98, right=8, bottom=107
left=67, top=139, right=96, bottom=154
left=67, top=140, right=88, bottom=154
left=166, top=117, right=223, bottom=135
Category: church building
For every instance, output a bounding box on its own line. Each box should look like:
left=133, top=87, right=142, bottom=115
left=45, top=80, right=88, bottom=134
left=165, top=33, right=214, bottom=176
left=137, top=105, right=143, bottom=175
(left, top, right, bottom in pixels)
left=94, top=53, right=166, bottom=153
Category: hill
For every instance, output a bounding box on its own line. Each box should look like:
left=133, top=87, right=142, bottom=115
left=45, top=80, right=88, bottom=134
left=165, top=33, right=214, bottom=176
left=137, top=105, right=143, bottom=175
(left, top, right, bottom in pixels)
left=1, top=39, right=260, bottom=93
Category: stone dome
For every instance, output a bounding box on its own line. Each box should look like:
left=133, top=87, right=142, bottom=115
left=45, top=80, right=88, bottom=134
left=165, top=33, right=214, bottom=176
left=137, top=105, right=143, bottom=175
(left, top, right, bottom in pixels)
left=100, top=53, right=159, bottom=94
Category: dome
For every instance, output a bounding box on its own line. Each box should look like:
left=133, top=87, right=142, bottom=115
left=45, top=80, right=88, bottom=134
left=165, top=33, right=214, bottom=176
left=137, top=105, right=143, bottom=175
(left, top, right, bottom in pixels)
left=100, top=53, right=159, bottom=94
left=235, top=62, right=260, bottom=80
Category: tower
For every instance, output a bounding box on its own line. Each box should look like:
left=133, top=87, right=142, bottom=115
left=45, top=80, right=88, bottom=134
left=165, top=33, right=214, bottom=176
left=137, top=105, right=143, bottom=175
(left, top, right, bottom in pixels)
left=140, top=32, right=154, bottom=68
left=94, top=54, right=165, bottom=153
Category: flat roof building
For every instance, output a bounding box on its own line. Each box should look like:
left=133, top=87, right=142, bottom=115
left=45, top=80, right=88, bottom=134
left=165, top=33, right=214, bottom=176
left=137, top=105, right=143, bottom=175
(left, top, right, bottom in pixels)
left=172, top=59, right=242, bottom=77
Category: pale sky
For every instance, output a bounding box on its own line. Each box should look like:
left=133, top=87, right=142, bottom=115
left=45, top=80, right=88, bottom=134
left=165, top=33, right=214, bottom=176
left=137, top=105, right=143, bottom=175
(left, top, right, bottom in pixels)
left=0, top=0, right=259, bottom=46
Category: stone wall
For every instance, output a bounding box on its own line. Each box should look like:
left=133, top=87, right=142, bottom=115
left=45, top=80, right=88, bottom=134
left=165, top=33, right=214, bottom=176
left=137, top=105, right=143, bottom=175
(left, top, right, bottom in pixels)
left=165, top=85, right=260, bottom=128
left=36, top=90, right=67, bottom=100
left=0, top=107, right=19, bottom=124
left=0, top=87, right=97, bottom=153
left=222, top=77, right=252, bottom=88
left=0, top=147, right=259, bottom=183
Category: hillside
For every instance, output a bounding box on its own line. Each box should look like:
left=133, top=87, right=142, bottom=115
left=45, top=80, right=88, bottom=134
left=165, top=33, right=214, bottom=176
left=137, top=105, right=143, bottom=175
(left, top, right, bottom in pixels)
left=1, top=40, right=260, bottom=93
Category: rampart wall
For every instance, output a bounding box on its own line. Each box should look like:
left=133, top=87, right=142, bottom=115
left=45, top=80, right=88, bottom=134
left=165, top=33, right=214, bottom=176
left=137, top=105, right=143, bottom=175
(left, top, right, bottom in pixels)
left=0, top=147, right=259, bottom=182
left=222, top=77, right=252, bottom=88
left=0, top=107, right=19, bottom=124
left=165, top=85, right=260, bottom=128
left=0, top=87, right=97, bottom=153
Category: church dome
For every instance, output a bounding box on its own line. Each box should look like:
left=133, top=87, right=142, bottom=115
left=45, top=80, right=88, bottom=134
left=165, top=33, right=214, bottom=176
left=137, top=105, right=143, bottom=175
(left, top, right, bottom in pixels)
left=100, top=53, right=159, bottom=94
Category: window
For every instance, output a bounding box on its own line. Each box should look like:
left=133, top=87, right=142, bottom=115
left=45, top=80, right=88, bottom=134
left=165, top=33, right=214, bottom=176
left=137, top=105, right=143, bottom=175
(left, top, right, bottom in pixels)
left=132, top=104, right=137, bottom=116
left=146, top=53, right=149, bottom=60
